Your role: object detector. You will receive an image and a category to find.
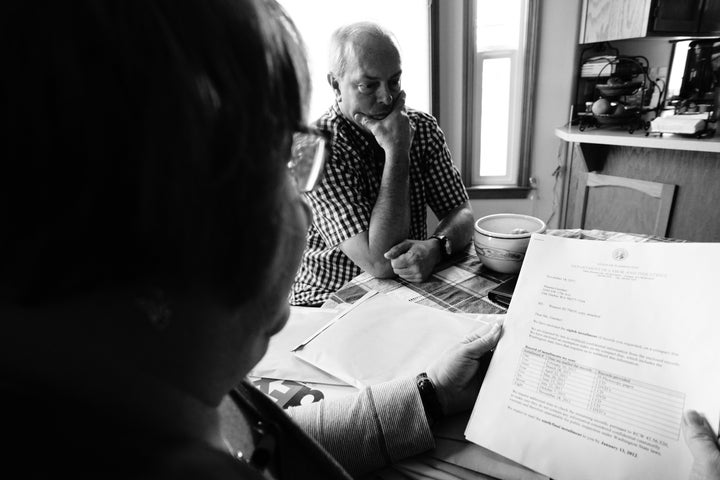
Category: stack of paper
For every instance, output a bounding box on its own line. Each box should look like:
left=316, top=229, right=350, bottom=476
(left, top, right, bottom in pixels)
left=465, top=234, right=720, bottom=480
left=650, top=113, right=708, bottom=134
left=250, top=306, right=348, bottom=385
left=292, top=291, right=504, bottom=389
left=581, top=56, right=616, bottom=77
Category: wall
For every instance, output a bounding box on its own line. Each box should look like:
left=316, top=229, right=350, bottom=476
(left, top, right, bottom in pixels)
left=436, top=0, right=582, bottom=230
left=611, top=37, right=675, bottom=73
left=611, top=37, right=676, bottom=105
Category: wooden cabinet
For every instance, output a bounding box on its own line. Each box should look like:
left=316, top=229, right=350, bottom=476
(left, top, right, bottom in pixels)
left=579, top=0, right=720, bottom=44
left=556, top=128, right=720, bottom=241
left=580, top=0, right=652, bottom=44
left=651, top=0, right=704, bottom=34
left=699, top=0, right=720, bottom=34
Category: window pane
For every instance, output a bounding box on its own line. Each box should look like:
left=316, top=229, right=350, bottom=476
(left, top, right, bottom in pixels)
left=667, top=41, right=691, bottom=100
left=479, top=58, right=511, bottom=177
left=468, top=0, right=532, bottom=188
left=278, top=0, right=430, bottom=121
left=477, top=0, right=521, bottom=52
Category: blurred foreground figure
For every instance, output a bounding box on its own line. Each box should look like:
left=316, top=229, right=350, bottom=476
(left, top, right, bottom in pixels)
left=0, top=1, right=502, bottom=478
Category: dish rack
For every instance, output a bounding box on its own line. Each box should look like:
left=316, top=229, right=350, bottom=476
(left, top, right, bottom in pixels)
left=577, top=110, right=650, bottom=134
left=575, top=47, right=665, bottom=134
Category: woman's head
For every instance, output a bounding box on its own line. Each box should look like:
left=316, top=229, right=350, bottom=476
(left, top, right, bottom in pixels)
left=0, top=0, right=310, bottom=307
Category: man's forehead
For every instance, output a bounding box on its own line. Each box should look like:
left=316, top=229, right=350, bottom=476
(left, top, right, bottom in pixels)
left=345, top=39, right=401, bottom=79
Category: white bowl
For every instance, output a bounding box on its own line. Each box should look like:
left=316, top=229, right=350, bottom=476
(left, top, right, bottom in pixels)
left=473, top=214, right=547, bottom=274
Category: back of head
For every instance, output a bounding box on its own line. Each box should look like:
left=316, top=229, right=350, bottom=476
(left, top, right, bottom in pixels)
left=0, top=0, right=309, bottom=307
left=328, top=21, right=400, bottom=78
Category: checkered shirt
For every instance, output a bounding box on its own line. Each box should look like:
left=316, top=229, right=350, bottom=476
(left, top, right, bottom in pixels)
left=290, top=103, right=469, bottom=306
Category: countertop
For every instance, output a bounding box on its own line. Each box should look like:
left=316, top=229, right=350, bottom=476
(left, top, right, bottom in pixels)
left=555, top=125, right=720, bottom=153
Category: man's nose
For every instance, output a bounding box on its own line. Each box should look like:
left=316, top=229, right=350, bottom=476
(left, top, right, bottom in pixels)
left=376, top=83, right=393, bottom=105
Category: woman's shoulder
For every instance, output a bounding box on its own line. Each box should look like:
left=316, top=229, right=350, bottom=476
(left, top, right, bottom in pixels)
left=147, top=442, right=266, bottom=480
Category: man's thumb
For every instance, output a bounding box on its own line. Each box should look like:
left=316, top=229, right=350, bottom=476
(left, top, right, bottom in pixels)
left=384, top=241, right=411, bottom=259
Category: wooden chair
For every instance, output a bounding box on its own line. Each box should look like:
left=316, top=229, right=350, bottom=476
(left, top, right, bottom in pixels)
left=573, top=172, right=676, bottom=237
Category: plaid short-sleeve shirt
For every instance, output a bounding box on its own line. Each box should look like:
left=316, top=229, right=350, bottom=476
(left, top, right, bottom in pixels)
left=290, top=104, right=469, bottom=306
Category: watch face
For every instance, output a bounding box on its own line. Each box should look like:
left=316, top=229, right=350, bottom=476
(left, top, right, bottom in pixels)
left=442, top=237, right=452, bottom=255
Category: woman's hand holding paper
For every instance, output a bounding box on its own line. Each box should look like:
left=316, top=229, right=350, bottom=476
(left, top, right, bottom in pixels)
left=426, top=321, right=502, bottom=417
left=682, top=410, right=720, bottom=480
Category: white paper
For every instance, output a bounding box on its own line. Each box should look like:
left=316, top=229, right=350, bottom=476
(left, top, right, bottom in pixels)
left=650, top=113, right=708, bottom=134
left=427, top=409, right=547, bottom=478
left=294, top=292, right=503, bottom=389
left=250, top=306, right=349, bottom=385
left=465, top=234, right=720, bottom=480
left=430, top=437, right=549, bottom=480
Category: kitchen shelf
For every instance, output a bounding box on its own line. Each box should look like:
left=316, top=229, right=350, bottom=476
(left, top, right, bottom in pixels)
left=555, top=125, right=720, bottom=153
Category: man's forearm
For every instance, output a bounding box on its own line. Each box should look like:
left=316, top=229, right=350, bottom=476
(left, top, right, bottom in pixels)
left=342, top=92, right=415, bottom=277
left=367, top=152, right=411, bottom=256
left=339, top=152, right=411, bottom=277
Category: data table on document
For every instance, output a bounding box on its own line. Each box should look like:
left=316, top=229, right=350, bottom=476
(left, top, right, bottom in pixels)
left=512, top=346, right=685, bottom=445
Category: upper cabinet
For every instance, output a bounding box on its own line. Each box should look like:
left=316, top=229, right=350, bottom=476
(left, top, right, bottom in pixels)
left=699, top=0, right=720, bottom=34
left=579, top=0, right=720, bottom=44
left=651, top=0, right=704, bottom=34
left=580, top=0, right=652, bottom=44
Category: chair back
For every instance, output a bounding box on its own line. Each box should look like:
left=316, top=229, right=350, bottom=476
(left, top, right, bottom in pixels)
left=573, top=172, right=676, bottom=237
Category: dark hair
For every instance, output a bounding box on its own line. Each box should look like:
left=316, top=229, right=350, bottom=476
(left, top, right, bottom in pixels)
left=0, top=0, right=310, bottom=305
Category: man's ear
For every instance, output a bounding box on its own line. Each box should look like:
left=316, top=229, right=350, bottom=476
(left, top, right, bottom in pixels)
left=327, top=73, right=341, bottom=100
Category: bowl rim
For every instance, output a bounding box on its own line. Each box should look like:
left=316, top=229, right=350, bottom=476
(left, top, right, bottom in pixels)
left=474, top=213, right=546, bottom=239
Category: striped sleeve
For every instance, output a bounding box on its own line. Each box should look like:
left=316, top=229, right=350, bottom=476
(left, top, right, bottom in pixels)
left=285, top=377, right=435, bottom=477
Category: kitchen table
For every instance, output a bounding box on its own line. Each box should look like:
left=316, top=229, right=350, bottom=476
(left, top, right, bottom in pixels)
left=249, top=229, right=685, bottom=480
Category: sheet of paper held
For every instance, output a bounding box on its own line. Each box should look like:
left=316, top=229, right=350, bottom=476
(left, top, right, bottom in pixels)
left=293, top=291, right=504, bottom=389
left=465, top=233, right=720, bottom=480
left=249, top=306, right=349, bottom=385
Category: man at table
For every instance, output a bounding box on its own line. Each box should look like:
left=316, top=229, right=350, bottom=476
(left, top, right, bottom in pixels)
left=291, top=22, right=474, bottom=306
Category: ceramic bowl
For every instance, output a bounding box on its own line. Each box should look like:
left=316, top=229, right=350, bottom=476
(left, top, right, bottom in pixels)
left=473, top=214, right=547, bottom=274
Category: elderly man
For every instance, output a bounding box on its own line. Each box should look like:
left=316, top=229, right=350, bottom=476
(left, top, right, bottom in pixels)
left=291, top=22, right=474, bottom=306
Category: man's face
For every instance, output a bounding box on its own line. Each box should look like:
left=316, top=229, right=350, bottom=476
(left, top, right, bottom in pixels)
left=333, top=35, right=402, bottom=128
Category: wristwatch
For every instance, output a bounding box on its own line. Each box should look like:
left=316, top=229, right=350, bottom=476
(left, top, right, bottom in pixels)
left=416, top=372, right=443, bottom=425
left=430, top=234, right=452, bottom=257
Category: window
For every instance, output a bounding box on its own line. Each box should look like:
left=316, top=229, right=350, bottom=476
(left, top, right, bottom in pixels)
left=464, top=0, right=538, bottom=193
left=278, top=0, right=538, bottom=197
left=277, top=0, right=431, bottom=122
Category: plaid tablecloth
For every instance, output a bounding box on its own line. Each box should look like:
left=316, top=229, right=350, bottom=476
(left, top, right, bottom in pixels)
left=321, top=229, right=684, bottom=315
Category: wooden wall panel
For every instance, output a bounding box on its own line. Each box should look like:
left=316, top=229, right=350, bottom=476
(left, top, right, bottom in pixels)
left=563, top=143, right=720, bottom=241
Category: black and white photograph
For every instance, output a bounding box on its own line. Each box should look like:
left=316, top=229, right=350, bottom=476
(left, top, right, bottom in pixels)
left=2, top=1, right=720, bottom=479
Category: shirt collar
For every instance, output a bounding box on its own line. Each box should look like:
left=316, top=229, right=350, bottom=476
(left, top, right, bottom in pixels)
left=330, top=101, right=373, bottom=148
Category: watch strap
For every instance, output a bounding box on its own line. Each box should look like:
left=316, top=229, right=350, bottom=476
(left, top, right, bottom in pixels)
left=430, top=234, right=451, bottom=257
left=416, top=372, right=443, bottom=425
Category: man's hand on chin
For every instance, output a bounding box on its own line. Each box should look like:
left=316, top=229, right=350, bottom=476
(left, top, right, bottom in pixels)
left=353, top=91, right=414, bottom=156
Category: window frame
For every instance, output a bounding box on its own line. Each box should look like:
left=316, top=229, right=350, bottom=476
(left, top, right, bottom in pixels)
left=460, top=0, right=540, bottom=199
